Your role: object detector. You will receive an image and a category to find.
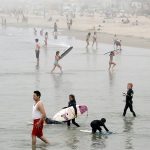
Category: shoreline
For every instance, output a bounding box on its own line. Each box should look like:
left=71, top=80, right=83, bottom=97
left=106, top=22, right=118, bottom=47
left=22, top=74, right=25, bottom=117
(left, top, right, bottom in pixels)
left=2, top=22, right=150, bottom=49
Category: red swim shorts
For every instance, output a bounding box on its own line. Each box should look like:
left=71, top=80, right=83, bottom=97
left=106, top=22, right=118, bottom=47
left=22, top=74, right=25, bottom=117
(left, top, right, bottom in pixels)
left=32, top=119, right=43, bottom=137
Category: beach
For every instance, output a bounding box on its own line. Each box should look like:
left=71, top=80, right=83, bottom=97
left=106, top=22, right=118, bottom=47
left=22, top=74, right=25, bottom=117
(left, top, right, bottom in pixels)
left=1, top=13, right=150, bottom=49
left=0, top=26, right=150, bottom=150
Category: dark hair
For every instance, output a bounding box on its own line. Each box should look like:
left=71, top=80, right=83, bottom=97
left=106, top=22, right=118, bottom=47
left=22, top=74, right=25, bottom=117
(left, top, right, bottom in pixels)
left=101, top=118, right=106, bottom=123
left=34, top=91, right=41, bottom=97
left=69, top=94, right=75, bottom=101
left=35, top=38, right=39, bottom=42
left=56, top=51, right=60, bottom=55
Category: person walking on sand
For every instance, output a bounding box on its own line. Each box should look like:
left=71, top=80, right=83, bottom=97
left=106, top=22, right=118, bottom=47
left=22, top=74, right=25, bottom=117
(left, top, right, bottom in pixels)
left=92, top=32, right=97, bottom=48
left=32, top=91, right=49, bottom=146
left=86, top=32, right=91, bottom=48
left=109, top=51, right=116, bottom=70
left=51, top=51, right=62, bottom=73
left=123, top=83, right=136, bottom=117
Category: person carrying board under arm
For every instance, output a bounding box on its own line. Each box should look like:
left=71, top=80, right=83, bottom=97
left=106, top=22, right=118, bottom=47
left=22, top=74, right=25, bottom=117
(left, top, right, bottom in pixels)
left=51, top=51, right=62, bottom=73
left=32, top=91, right=49, bottom=146
left=67, top=94, right=80, bottom=127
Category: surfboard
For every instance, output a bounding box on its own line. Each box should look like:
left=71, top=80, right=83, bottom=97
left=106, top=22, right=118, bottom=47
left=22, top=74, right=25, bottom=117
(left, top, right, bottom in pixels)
left=80, top=130, right=113, bottom=135
left=60, top=46, right=73, bottom=59
left=52, top=105, right=88, bottom=122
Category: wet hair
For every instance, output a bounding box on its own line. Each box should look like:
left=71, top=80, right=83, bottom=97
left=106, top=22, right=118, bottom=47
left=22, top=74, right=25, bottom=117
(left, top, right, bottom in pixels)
left=34, top=91, right=41, bottom=97
left=69, top=94, right=75, bottom=101
left=35, top=38, right=39, bottom=42
left=128, top=83, right=133, bottom=88
left=101, top=118, right=106, bottom=123
left=56, top=51, right=60, bottom=55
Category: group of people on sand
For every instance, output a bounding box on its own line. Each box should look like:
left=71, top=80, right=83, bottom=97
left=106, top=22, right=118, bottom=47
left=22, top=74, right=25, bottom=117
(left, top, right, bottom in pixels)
left=32, top=81, right=136, bottom=146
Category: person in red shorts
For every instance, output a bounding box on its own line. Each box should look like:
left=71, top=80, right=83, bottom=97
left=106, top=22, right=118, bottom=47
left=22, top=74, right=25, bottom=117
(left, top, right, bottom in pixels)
left=32, top=91, right=49, bottom=146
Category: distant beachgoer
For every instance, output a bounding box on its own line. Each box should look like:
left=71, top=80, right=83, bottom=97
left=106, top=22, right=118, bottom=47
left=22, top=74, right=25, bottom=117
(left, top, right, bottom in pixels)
left=40, top=29, right=43, bottom=36
left=109, top=51, right=116, bottom=70
left=92, top=32, right=97, bottom=48
left=86, top=32, right=91, bottom=48
left=90, top=118, right=109, bottom=134
left=44, top=32, right=48, bottom=46
left=123, top=83, right=136, bottom=117
left=51, top=51, right=62, bottom=73
left=34, top=28, right=37, bottom=36
left=66, top=94, right=80, bottom=127
left=54, top=22, right=58, bottom=39
left=113, top=34, right=122, bottom=50
left=35, top=39, right=40, bottom=66
left=32, top=91, right=49, bottom=146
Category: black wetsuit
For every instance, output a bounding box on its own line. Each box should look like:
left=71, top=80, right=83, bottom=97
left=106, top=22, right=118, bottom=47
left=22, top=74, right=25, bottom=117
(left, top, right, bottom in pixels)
left=67, top=100, right=80, bottom=127
left=45, top=118, right=62, bottom=124
left=90, top=120, right=109, bottom=133
left=123, top=89, right=136, bottom=117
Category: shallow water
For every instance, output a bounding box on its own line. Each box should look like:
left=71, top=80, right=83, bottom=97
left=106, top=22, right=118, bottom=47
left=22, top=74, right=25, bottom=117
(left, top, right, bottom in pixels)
left=0, top=27, right=150, bottom=150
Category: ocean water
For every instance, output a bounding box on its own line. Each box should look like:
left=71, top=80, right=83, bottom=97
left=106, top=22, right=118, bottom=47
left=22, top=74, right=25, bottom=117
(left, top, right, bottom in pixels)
left=0, top=27, right=150, bottom=150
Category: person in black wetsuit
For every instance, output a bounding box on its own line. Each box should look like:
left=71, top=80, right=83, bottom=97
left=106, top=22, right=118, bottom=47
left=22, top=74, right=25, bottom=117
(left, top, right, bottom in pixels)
left=123, top=83, right=136, bottom=117
left=45, top=117, right=62, bottom=124
left=67, top=94, right=80, bottom=127
left=90, top=118, right=109, bottom=134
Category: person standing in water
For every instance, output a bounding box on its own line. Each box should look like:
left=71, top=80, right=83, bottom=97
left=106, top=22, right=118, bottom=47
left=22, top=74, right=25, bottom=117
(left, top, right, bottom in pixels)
left=44, top=32, right=48, bottom=47
left=32, top=91, right=49, bottom=146
left=67, top=94, right=80, bottom=127
left=86, top=32, right=91, bottom=48
left=90, top=118, right=109, bottom=134
left=54, top=22, right=58, bottom=39
left=51, top=51, right=62, bottom=73
left=123, top=83, right=136, bottom=117
left=35, top=39, right=40, bottom=66
left=109, top=51, right=116, bottom=70
left=92, top=32, right=97, bottom=48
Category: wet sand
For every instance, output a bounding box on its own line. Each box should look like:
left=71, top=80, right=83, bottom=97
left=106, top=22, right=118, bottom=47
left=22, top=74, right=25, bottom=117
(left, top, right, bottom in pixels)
left=0, top=27, right=150, bottom=150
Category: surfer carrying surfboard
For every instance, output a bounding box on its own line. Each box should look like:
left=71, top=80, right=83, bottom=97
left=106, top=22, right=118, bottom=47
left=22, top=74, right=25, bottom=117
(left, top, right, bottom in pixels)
left=32, top=91, right=49, bottom=145
left=51, top=51, right=62, bottom=73
left=90, top=118, right=109, bottom=134
left=123, top=83, right=136, bottom=117
left=66, top=94, right=80, bottom=127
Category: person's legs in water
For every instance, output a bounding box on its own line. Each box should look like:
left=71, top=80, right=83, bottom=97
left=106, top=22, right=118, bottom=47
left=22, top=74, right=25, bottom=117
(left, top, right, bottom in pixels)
left=51, top=65, right=56, bottom=73
left=109, top=62, right=111, bottom=70
left=129, top=103, right=136, bottom=117
left=123, top=104, right=129, bottom=116
left=57, top=64, right=63, bottom=73
left=39, top=136, right=49, bottom=144
left=92, top=128, right=97, bottom=134
left=67, top=120, right=71, bottom=127
left=32, top=135, right=36, bottom=146
left=112, top=62, right=116, bottom=69
left=72, top=118, right=80, bottom=127
left=97, top=126, right=102, bottom=133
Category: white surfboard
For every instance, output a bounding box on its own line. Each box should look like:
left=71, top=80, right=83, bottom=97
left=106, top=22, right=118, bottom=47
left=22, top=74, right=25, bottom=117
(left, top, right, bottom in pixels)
left=80, top=130, right=113, bottom=135
left=53, top=105, right=88, bottom=122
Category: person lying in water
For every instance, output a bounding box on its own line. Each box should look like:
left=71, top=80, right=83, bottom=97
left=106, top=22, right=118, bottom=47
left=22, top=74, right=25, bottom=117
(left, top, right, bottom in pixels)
left=90, top=118, right=109, bottom=134
left=45, top=117, right=62, bottom=124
